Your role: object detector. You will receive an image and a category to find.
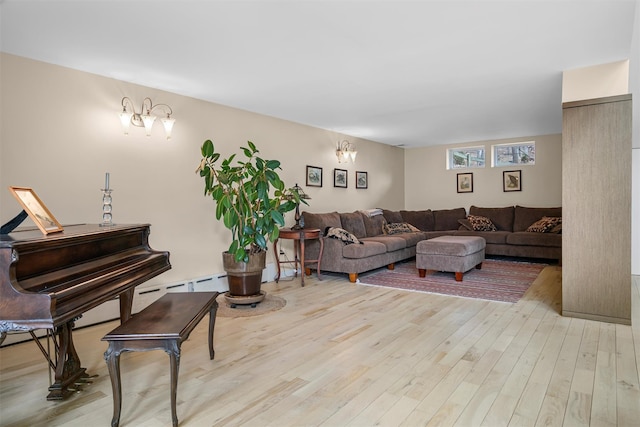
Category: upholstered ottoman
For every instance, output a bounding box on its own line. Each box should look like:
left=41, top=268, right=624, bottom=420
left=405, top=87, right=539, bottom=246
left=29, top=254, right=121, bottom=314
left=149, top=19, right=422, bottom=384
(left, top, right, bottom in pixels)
left=416, top=236, right=486, bottom=281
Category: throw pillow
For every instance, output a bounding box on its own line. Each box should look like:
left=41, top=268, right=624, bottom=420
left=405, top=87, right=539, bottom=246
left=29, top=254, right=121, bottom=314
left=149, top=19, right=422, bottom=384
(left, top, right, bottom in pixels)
left=383, top=222, right=420, bottom=235
left=467, top=215, right=497, bottom=231
left=324, top=226, right=362, bottom=244
left=526, top=217, right=562, bottom=233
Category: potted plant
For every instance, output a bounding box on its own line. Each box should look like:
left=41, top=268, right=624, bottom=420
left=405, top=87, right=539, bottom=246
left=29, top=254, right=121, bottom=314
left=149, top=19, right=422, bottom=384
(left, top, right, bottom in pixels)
left=196, top=139, right=303, bottom=302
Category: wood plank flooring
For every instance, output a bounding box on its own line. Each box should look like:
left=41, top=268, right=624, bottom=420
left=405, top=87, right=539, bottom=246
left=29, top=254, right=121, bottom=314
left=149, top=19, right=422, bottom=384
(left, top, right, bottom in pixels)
left=1, top=265, right=639, bottom=426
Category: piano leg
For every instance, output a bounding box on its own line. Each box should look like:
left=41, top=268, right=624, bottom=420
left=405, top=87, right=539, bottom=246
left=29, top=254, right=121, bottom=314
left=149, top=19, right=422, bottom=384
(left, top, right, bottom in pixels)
left=119, top=288, right=135, bottom=323
left=46, top=321, right=87, bottom=401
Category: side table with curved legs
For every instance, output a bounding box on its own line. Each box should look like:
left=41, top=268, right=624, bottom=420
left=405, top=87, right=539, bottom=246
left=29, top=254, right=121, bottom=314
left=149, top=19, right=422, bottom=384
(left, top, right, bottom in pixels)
left=273, top=227, right=324, bottom=286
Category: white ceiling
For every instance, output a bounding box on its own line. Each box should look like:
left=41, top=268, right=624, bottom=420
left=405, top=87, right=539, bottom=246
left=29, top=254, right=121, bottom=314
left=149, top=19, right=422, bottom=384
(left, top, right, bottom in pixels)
left=1, top=1, right=636, bottom=148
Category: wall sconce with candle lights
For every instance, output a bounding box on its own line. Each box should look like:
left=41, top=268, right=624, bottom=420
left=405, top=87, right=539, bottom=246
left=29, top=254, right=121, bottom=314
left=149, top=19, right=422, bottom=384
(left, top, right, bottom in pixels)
left=119, top=97, right=175, bottom=139
left=336, top=139, right=357, bottom=163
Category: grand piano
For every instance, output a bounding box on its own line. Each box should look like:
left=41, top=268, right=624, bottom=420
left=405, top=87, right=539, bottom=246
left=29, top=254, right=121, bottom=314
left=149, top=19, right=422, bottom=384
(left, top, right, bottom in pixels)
left=0, top=224, right=171, bottom=400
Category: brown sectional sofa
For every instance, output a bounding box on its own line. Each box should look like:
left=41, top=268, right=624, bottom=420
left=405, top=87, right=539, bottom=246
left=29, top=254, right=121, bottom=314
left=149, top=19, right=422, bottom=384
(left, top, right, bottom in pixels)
left=301, top=206, right=561, bottom=283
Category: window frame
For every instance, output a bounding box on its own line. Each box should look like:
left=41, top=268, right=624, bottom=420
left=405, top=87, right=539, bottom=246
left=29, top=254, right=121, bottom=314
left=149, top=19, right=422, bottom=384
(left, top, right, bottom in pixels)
left=491, top=141, right=536, bottom=167
left=446, top=146, right=486, bottom=170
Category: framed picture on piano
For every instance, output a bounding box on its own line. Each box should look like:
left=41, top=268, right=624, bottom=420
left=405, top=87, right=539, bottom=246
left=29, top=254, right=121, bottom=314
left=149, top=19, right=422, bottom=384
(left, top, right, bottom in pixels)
left=9, top=186, right=63, bottom=234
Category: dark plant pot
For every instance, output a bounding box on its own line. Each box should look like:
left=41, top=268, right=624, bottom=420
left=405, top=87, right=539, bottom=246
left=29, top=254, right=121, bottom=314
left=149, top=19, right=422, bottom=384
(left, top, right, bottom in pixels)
left=222, top=251, right=266, bottom=297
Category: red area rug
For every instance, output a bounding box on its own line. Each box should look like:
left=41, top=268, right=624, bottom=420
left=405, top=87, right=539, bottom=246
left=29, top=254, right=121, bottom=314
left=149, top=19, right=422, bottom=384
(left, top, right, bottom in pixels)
left=358, top=258, right=546, bottom=303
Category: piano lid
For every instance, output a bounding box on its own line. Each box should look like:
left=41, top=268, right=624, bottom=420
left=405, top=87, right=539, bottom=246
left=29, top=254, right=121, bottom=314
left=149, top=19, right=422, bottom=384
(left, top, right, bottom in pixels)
left=1, top=223, right=150, bottom=245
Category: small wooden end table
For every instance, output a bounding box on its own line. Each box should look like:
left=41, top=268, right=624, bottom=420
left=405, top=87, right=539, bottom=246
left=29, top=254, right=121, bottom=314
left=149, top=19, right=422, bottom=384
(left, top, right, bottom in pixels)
left=273, top=227, right=323, bottom=286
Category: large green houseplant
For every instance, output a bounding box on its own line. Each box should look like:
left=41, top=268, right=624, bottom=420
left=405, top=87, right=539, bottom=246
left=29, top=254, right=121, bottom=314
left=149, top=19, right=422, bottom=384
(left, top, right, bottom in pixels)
left=197, top=139, right=303, bottom=299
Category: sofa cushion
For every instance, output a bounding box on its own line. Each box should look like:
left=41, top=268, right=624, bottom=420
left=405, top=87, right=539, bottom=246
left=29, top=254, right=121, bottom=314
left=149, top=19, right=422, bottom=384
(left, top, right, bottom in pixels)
left=342, top=241, right=387, bottom=259
left=526, top=217, right=562, bottom=233
left=433, top=208, right=467, bottom=231
left=301, top=211, right=342, bottom=235
left=513, top=205, right=562, bottom=232
left=360, top=236, right=407, bottom=252
left=325, top=227, right=362, bottom=245
left=382, top=209, right=403, bottom=224
left=454, top=230, right=510, bottom=244
left=400, top=210, right=434, bottom=231
left=393, top=231, right=428, bottom=247
left=339, top=212, right=367, bottom=239
left=466, top=215, right=497, bottom=231
left=468, top=206, right=514, bottom=231
left=423, top=230, right=457, bottom=239
left=507, top=231, right=562, bottom=247
left=360, top=212, right=387, bottom=237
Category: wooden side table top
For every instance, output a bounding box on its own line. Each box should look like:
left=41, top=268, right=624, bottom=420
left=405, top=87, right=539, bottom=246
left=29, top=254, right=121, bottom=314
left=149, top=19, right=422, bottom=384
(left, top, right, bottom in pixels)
left=278, top=227, right=320, bottom=240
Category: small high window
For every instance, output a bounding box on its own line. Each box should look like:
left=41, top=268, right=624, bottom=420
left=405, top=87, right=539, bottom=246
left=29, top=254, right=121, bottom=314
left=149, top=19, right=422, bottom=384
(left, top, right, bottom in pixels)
left=492, top=141, right=535, bottom=167
left=446, top=146, right=485, bottom=170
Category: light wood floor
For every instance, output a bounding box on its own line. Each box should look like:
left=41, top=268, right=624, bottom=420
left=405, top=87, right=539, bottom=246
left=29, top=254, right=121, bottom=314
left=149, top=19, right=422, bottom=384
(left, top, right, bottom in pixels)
left=1, top=266, right=639, bottom=426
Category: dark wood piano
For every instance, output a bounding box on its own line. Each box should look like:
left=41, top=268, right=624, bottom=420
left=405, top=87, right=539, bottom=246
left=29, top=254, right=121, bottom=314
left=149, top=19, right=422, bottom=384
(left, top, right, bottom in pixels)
left=0, top=224, right=171, bottom=400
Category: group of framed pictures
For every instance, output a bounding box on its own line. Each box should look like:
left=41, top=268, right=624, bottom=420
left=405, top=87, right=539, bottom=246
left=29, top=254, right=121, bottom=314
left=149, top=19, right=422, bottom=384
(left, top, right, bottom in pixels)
left=456, top=170, right=522, bottom=193
left=306, top=165, right=368, bottom=189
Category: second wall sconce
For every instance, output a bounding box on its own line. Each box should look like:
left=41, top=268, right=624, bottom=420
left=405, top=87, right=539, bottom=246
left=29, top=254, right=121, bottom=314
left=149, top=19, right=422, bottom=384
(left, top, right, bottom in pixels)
left=119, top=97, right=175, bottom=139
left=336, top=139, right=357, bottom=163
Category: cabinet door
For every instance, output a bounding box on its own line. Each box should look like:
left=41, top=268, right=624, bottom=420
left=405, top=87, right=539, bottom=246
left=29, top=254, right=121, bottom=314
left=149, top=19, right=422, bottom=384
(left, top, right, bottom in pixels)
left=562, top=95, right=632, bottom=324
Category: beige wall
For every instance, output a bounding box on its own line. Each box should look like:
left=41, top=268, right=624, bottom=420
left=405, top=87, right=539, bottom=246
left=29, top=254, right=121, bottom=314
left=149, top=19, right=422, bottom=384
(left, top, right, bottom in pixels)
left=403, top=134, right=562, bottom=210
left=1, top=52, right=635, bottom=280
left=562, top=60, right=630, bottom=103
left=0, top=53, right=404, bottom=283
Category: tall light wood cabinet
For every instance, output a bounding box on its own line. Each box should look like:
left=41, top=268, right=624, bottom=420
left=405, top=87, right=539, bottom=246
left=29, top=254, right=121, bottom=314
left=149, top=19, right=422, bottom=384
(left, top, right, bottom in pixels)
left=562, top=94, right=632, bottom=325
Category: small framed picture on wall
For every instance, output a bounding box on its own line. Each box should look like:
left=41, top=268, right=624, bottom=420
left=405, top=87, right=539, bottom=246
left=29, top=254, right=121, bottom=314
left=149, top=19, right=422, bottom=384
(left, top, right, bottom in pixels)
left=503, top=170, right=522, bottom=192
left=334, top=168, right=348, bottom=188
left=356, top=171, right=368, bottom=189
left=306, top=165, right=323, bottom=187
left=456, top=173, right=473, bottom=193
